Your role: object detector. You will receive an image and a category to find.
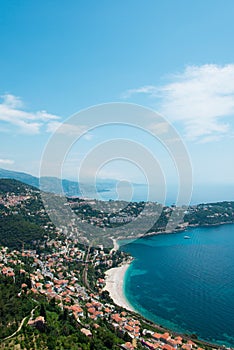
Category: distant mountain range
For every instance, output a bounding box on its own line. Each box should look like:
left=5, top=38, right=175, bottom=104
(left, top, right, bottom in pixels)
left=0, top=168, right=115, bottom=197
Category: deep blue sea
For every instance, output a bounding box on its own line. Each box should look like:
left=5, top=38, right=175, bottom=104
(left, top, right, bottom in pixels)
left=120, top=224, right=234, bottom=347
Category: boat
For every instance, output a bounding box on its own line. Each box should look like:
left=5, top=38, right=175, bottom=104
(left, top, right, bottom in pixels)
left=184, top=235, right=190, bottom=239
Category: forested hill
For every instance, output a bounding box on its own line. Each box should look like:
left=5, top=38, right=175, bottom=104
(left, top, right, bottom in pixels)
left=0, top=178, right=38, bottom=195
left=0, top=178, right=234, bottom=251
left=0, top=179, right=55, bottom=250
left=0, top=168, right=39, bottom=188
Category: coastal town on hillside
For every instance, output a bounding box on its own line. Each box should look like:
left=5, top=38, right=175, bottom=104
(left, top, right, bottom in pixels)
left=0, top=241, right=227, bottom=350
left=0, top=179, right=234, bottom=349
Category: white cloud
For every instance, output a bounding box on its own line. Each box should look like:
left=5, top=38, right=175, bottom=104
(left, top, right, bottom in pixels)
left=2, top=94, right=23, bottom=108
left=124, top=64, right=234, bottom=141
left=46, top=121, right=62, bottom=133
left=0, top=94, right=61, bottom=134
left=46, top=121, right=87, bottom=136
left=122, top=85, right=159, bottom=99
left=0, top=159, right=14, bottom=165
left=147, top=121, right=169, bottom=135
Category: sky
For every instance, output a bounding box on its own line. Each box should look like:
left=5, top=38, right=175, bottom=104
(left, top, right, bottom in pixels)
left=0, top=0, right=234, bottom=201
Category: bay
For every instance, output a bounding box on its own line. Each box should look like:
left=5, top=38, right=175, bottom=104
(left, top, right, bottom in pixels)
left=120, top=224, right=234, bottom=347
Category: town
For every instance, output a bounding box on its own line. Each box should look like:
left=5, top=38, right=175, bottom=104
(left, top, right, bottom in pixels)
left=0, top=179, right=233, bottom=349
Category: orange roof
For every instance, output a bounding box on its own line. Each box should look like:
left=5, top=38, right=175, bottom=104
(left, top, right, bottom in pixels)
left=152, top=332, right=161, bottom=340
left=144, top=341, right=158, bottom=349
left=70, top=305, right=83, bottom=313
left=87, top=307, right=96, bottom=314
left=104, top=307, right=111, bottom=313
left=92, top=301, right=102, bottom=308
left=124, top=324, right=134, bottom=333
left=160, top=332, right=170, bottom=340
left=86, top=302, right=92, bottom=308
left=94, top=311, right=103, bottom=316
left=111, top=313, right=123, bottom=323
left=8, top=271, right=15, bottom=277
left=163, top=345, right=175, bottom=350
left=124, top=342, right=134, bottom=349
left=182, top=344, right=192, bottom=350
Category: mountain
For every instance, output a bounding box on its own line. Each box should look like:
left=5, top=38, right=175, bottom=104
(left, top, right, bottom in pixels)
left=0, top=168, right=115, bottom=197
left=0, top=168, right=80, bottom=195
left=0, top=168, right=39, bottom=188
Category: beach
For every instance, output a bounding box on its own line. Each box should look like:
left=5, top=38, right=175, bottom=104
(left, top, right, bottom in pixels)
left=103, top=262, right=135, bottom=312
left=110, top=237, right=119, bottom=254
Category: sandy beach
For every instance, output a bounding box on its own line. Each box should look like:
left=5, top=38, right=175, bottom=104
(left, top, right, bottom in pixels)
left=103, top=262, right=135, bottom=312
left=110, top=238, right=119, bottom=254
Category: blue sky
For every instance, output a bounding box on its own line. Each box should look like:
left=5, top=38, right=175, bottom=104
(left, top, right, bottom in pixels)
left=0, top=0, right=234, bottom=197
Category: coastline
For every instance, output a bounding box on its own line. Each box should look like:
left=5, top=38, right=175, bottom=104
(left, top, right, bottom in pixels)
left=103, top=261, right=135, bottom=312
left=103, top=259, right=227, bottom=350
left=110, top=237, right=119, bottom=254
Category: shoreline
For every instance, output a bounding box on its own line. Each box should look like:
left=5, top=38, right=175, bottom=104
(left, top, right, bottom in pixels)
left=106, top=229, right=234, bottom=349
left=110, top=237, right=119, bottom=254
left=103, top=261, right=135, bottom=312
left=103, top=261, right=227, bottom=349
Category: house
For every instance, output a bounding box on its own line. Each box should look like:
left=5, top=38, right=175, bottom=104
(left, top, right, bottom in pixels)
left=111, top=313, right=123, bottom=324
left=28, top=316, right=45, bottom=331
left=81, top=328, right=92, bottom=337
left=121, top=342, right=135, bottom=350
left=163, top=345, right=176, bottom=350
left=160, top=332, right=171, bottom=343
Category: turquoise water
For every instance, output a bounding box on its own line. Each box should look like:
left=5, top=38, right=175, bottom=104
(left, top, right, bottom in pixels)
left=120, top=224, right=234, bottom=347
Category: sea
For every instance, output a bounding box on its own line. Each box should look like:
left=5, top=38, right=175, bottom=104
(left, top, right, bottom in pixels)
left=119, top=224, right=234, bottom=347
left=95, top=183, right=234, bottom=206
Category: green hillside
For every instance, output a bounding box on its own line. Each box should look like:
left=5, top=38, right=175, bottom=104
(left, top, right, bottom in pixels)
left=0, top=179, right=54, bottom=250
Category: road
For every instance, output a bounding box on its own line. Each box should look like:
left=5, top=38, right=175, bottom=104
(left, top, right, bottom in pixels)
left=1, top=306, right=38, bottom=342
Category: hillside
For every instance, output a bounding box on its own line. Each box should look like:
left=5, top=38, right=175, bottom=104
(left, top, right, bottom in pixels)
left=0, top=179, right=55, bottom=250
left=0, top=178, right=38, bottom=194
left=0, top=168, right=114, bottom=197
left=0, top=168, right=39, bottom=188
left=0, top=178, right=232, bottom=349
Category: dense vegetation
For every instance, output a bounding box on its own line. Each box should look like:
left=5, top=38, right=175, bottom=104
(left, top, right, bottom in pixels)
left=184, top=201, right=234, bottom=226
left=0, top=179, right=56, bottom=250
left=0, top=178, right=37, bottom=195
left=0, top=215, right=46, bottom=250
left=0, top=178, right=233, bottom=349
left=0, top=291, right=125, bottom=350
left=0, top=274, right=35, bottom=339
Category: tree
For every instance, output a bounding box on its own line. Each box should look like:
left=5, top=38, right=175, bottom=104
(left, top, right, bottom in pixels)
left=40, top=303, right=47, bottom=321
